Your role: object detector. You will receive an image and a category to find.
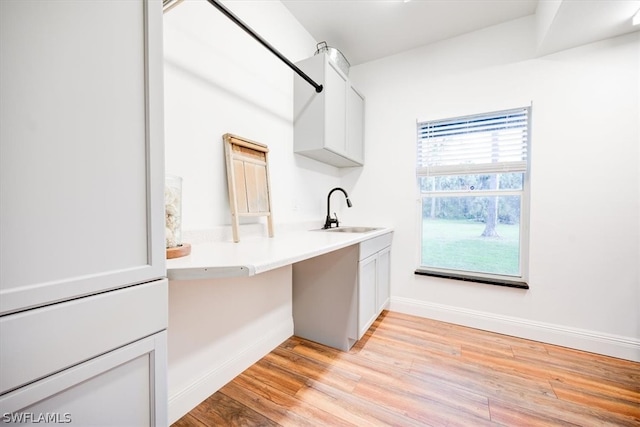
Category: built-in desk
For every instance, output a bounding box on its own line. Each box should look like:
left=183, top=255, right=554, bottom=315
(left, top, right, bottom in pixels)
left=166, top=226, right=393, bottom=280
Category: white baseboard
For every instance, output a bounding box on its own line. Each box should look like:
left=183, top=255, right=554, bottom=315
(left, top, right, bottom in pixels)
left=167, top=322, right=293, bottom=424
left=390, top=297, right=640, bottom=362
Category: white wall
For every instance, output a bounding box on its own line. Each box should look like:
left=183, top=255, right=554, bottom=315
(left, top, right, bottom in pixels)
left=167, top=266, right=293, bottom=423
left=348, top=16, right=640, bottom=361
left=164, top=0, right=341, bottom=232
left=162, top=1, right=336, bottom=422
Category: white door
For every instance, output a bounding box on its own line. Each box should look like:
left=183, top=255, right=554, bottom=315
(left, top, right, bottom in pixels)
left=0, top=0, right=165, bottom=315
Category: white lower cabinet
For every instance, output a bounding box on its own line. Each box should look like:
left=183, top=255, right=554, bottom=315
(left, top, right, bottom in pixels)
left=0, top=332, right=167, bottom=426
left=357, top=234, right=392, bottom=339
left=292, top=232, right=392, bottom=351
left=0, top=280, right=168, bottom=425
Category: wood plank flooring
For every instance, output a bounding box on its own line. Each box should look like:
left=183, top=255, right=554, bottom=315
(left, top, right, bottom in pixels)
left=173, top=310, right=640, bottom=426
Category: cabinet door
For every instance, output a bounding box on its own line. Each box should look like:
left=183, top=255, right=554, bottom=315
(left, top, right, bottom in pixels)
left=0, top=332, right=167, bottom=426
left=358, top=254, right=378, bottom=339
left=346, top=85, right=365, bottom=164
left=0, top=0, right=165, bottom=315
left=324, top=61, right=347, bottom=155
left=376, top=247, right=391, bottom=312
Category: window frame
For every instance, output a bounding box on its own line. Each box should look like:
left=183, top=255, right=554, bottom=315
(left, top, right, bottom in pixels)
left=415, top=106, right=531, bottom=288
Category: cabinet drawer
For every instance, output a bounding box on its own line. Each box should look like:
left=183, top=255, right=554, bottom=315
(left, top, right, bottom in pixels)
left=0, top=279, right=167, bottom=395
left=359, top=232, right=393, bottom=260
left=0, top=331, right=167, bottom=425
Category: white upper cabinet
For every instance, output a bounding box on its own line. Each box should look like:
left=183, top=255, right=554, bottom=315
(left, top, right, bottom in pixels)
left=293, top=54, right=365, bottom=167
left=0, top=0, right=165, bottom=315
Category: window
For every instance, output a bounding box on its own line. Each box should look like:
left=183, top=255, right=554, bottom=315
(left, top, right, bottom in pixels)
left=416, top=107, right=530, bottom=288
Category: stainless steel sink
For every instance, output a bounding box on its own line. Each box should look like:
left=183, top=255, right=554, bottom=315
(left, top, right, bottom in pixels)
left=323, top=226, right=381, bottom=233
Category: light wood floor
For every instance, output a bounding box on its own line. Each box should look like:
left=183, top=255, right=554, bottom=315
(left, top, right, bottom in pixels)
left=173, top=310, right=640, bottom=426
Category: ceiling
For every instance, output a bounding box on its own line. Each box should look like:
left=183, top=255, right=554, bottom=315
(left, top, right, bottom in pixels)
left=281, top=0, right=538, bottom=65
left=281, top=0, right=640, bottom=66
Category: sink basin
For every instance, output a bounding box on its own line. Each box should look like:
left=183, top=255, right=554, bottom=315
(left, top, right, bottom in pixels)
left=323, top=226, right=381, bottom=233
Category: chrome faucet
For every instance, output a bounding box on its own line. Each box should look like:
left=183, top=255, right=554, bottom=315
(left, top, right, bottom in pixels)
left=323, top=187, right=352, bottom=229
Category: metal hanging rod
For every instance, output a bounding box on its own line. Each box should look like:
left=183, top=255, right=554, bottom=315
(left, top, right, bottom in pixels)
left=206, top=0, right=323, bottom=93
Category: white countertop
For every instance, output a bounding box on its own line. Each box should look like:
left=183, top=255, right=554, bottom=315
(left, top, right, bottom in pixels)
left=166, top=226, right=393, bottom=281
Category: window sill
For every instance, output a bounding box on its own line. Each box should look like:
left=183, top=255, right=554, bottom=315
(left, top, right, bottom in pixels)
left=414, top=269, right=529, bottom=289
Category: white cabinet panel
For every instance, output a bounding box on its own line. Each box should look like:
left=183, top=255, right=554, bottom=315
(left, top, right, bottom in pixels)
left=292, top=245, right=359, bottom=351
left=0, top=331, right=167, bottom=426
left=360, top=233, right=393, bottom=260
left=0, top=0, right=165, bottom=315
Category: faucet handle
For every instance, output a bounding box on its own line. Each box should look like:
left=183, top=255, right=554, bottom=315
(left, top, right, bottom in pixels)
left=333, top=212, right=339, bottom=227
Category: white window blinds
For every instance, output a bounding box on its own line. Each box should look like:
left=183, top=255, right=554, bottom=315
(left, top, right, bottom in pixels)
left=417, top=107, right=530, bottom=176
